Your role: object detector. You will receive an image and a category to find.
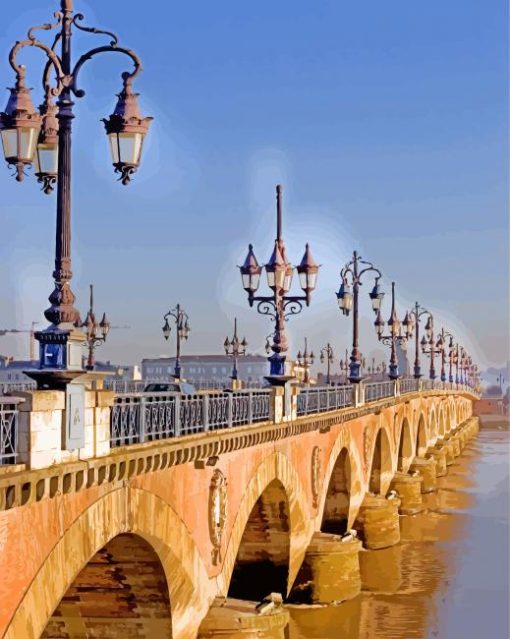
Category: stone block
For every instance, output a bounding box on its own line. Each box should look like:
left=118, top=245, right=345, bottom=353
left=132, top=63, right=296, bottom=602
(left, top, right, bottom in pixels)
left=16, top=390, right=65, bottom=412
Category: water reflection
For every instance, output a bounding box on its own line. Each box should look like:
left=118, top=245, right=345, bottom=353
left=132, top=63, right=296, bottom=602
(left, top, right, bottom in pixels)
left=287, top=429, right=509, bottom=639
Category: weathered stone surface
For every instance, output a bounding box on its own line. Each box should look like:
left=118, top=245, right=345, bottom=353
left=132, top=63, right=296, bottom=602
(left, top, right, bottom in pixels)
left=354, top=493, right=401, bottom=549
left=390, top=472, right=424, bottom=515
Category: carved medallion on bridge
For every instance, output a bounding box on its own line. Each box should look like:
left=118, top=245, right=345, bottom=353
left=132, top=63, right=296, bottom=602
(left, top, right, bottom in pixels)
left=209, top=469, right=228, bottom=565
left=311, top=446, right=322, bottom=508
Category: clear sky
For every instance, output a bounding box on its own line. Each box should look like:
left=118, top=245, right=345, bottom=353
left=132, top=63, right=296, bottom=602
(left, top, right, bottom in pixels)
left=0, top=0, right=508, bottom=371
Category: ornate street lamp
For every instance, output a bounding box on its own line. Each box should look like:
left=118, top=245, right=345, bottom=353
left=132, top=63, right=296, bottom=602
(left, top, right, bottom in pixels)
left=319, top=343, right=334, bottom=385
left=374, top=282, right=411, bottom=380
left=436, top=328, right=454, bottom=383
left=224, top=317, right=247, bottom=384
left=336, top=250, right=384, bottom=383
left=296, top=338, right=314, bottom=384
left=407, top=302, right=432, bottom=379
left=78, top=284, right=109, bottom=371
left=239, top=185, right=319, bottom=379
left=162, top=304, right=190, bottom=380
left=1, top=2, right=152, bottom=385
left=420, top=314, right=442, bottom=380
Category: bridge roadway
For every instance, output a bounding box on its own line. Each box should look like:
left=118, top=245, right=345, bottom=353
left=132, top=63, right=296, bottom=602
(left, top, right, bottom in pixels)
left=0, top=382, right=478, bottom=639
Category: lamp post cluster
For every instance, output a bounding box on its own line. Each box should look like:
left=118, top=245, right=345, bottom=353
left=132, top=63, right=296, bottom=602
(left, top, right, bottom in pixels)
left=320, top=343, right=334, bottom=385
left=296, top=338, right=315, bottom=384
left=79, top=284, right=109, bottom=371
left=239, top=185, right=319, bottom=380
left=224, top=318, right=248, bottom=383
left=0, top=0, right=151, bottom=384
left=162, top=305, right=190, bottom=381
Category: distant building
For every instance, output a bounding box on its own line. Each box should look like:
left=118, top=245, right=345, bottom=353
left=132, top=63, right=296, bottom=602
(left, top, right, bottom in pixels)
left=0, top=356, right=37, bottom=391
left=142, top=354, right=269, bottom=388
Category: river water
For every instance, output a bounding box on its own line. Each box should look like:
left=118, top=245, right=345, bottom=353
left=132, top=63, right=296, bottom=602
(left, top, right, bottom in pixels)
left=287, top=427, right=509, bottom=639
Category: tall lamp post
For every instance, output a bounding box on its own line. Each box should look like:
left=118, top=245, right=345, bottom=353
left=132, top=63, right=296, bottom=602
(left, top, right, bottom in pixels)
left=239, top=185, right=319, bottom=380
left=436, top=328, right=454, bottom=383
left=408, top=302, right=432, bottom=379
left=420, top=314, right=442, bottom=380
left=336, top=251, right=384, bottom=383
left=1, top=1, right=151, bottom=385
left=162, top=304, right=190, bottom=381
left=223, top=317, right=247, bottom=387
left=374, top=282, right=413, bottom=380
left=320, top=343, right=334, bottom=385
left=79, top=284, right=109, bottom=371
left=296, top=338, right=314, bottom=385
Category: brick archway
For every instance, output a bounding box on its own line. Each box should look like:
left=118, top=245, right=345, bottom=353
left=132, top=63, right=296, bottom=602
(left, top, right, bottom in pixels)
left=4, top=488, right=209, bottom=639
left=218, top=451, right=311, bottom=597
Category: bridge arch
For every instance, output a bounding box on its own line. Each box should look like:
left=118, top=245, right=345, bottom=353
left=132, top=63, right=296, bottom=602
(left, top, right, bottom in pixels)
left=397, top=417, right=414, bottom=472
left=415, top=413, right=428, bottom=457
left=219, top=452, right=311, bottom=598
left=368, top=427, right=393, bottom=495
left=4, top=488, right=209, bottom=639
left=438, top=407, right=446, bottom=439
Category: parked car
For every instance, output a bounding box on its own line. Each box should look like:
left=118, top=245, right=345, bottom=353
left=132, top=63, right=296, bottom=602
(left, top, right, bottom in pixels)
left=143, top=381, right=197, bottom=395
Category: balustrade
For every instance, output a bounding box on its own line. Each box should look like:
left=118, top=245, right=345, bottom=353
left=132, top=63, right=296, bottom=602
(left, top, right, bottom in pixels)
left=0, top=398, right=23, bottom=465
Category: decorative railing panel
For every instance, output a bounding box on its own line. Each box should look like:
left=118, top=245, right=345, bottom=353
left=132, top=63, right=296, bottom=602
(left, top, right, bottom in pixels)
left=0, top=399, right=22, bottom=465
left=297, top=385, right=353, bottom=416
left=364, top=381, right=395, bottom=402
left=400, top=378, right=420, bottom=394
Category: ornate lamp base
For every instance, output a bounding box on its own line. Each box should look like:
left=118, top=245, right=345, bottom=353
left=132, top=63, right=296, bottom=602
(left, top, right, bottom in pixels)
left=32, top=325, right=86, bottom=389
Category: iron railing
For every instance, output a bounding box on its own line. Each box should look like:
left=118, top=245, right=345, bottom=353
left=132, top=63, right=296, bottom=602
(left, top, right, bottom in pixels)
left=0, top=398, right=23, bottom=465
left=364, top=380, right=395, bottom=402
left=400, top=378, right=420, bottom=394
left=110, top=389, right=272, bottom=447
left=297, top=385, right=353, bottom=416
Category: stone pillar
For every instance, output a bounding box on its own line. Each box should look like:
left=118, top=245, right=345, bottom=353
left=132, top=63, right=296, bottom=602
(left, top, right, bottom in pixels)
left=409, top=456, right=437, bottom=493
left=198, top=596, right=289, bottom=639
left=299, top=532, right=361, bottom=604
left=390, top=472, right=424, bottom=515
left=428, top=447, right=447, bottom=477
left=450, top=435, right=461, bottom=458
left=354, top=493, right=400, bottom=549
left=16, top=389, right=113, bottom=470
left=270, top=387, right=284, bottom=424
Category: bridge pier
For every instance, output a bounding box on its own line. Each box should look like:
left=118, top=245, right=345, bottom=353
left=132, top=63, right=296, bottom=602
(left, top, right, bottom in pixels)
left=353, top=494, right=400, bottom=549
left=198, top=597, right=289, bottom=639
left=409, top=456, right=437, bottom=493
left=428, top=447, right=448, bottom=477
left=389, top=472, right=424, bottom=514
left=293, top=532, right=361, bottom=604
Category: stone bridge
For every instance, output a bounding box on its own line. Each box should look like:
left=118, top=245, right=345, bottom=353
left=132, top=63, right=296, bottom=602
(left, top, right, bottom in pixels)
left=0, top=383, right=478, bottom=639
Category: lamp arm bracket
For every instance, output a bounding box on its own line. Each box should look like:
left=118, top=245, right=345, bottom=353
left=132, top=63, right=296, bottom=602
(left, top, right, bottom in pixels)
left=26, top=12, right=63, bottom=43
left=72, top=13, right=119, bottom=47
left=71, top=45, right=142, bottom=98
left=255, top=300, right=277, bottom=321
left=340, top=264, right=354, bottom=283
left=358, top=262, right=382, bottom=282
left=283, top=298, right=304, bottom=320
left=9, top=39, right=65, bottom=97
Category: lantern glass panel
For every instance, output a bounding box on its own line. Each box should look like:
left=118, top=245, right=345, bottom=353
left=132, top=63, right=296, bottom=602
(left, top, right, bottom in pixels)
left=0, top=129, right=17, bottom=159
left=283, top=269, right=293, bottom=292
left=19, top=127, right=38, bottom=161
left=108, top=132, right=144, bottom=166
left=35, top=142, right=58, bottom=175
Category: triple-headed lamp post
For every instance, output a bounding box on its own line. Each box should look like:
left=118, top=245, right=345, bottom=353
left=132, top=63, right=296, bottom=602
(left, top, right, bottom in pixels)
left=223, top=317, right=247, bottom=384
left=0, top=1, right=151, bottom=383
left=239, top=185, right=319, bottom=379
left=436, top=328, right=454, bottom=383
left=162, top=304, right=190, bottom=381
left=336, top=251, right=384, bottom=383
left=296, top=338, right=314, bottom=385
left=79, top=284, right=109, bottom=371
left=374, top=281, right=413, bottom=380
left=319, top=343, right=334, bottom=385
left=408, top=302, right=432, bottom=379
left=420, top=314, right=442, bottom=380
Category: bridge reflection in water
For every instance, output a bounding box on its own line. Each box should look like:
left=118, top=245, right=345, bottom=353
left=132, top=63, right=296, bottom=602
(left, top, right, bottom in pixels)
left=288, top=427, right=509, bottom=639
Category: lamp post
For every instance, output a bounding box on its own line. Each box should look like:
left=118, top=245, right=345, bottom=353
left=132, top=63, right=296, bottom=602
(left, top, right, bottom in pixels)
left=1, top=1, right=151, bottom=384
left=496, top=374, right=505, bottom=393
left=420, top=314, right=442, bottom=380
left=408, top=302, right=432, bottom=379
left=436, top=328, right=454, bottom=383
left=296, top=338, right=314, bottom=384
left=374, top=282, right=412, bottom=380
left=319, top=343, right=334, bottom=385
left=79, top=284, right=109, bottom=371
left=162, top=304, right=190, bottom=381
left=239, top=185, right=319, bottom=380
left=223, top=317, right=247, bottom=386
left=336, top=251, right=384, bottom=383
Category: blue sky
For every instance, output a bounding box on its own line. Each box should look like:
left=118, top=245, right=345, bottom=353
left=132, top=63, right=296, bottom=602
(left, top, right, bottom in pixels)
left=0, top=0, right=507, bottom=369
